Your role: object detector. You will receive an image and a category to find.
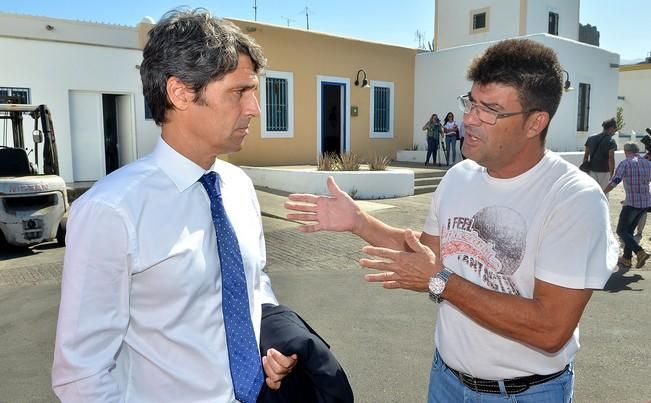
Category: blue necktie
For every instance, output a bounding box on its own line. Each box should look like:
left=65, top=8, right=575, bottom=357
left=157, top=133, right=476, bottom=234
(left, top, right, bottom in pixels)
left=199, top=172, right=263, bottom=403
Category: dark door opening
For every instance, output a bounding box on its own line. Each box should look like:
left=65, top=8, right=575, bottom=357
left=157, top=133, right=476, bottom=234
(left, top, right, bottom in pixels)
left=321, top=83, right=344, bottom=155
left=102, top=94, right=119, bottom=174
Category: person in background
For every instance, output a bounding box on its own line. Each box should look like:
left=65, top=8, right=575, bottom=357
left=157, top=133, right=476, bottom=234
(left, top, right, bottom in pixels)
left=443, top=112, right=459, bottom=165
left=458, top=120, right=466, bottom=160
left=604, top=142, right=651, bottom=269
left=423, top=113, right=443, bottom=166
left=583, top=118, right=618, bottom=191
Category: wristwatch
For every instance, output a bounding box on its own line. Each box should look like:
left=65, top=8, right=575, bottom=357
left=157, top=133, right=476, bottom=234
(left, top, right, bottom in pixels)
left=428, top=267, right=454, bottom=303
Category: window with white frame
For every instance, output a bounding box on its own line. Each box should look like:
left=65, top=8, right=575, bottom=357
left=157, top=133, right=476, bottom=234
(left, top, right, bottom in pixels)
left=577, top=83, right=591, bottom=132
left=470, top=8, right=489, bottom=33
left=260, top=70, right=294, bottom=138
left=369, top=80, right=394, bottom=138
left=0, top=87, right=31, bottom=104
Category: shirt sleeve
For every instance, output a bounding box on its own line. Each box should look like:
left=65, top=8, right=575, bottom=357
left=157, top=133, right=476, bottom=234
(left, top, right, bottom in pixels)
left=608, top=160, right=627, bottom=187
left=535, top=183, right=618, bottom=289
left=52, top=199, right=132, bottom=402
left=249, top=181, right=278, bottom=306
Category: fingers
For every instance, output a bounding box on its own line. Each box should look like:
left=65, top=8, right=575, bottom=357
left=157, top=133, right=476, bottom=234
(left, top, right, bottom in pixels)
left=361, top=245, right=402, bottom=262
left=287, top=193, right=320, bottom=204
left=284, top=200, right=318, bottom=213
left=285, top=212, right=318, bottom=222
left=262, top=348, right=298, bottom=390
left=326, top=176, right=345, bottom=197
left=365, top=271, right=396, bottom=283
left=404, top=229, right=426, bottom=253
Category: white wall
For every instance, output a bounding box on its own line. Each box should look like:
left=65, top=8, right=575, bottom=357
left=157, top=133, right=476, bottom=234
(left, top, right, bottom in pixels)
left=413, top=34, right=620, bottom=152
left=0, top=37, right=159, bottom=182
left=525, top=0, right=579, bottom=40
left=0, top=12, right=139, bottom=49
left=436, top=0, right=520, bottom=50
left=618, top=65, right=651, bottom=137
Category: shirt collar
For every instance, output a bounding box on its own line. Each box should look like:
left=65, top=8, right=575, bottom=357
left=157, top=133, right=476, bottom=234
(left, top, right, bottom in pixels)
left=152, top=137, right=225, bottom=193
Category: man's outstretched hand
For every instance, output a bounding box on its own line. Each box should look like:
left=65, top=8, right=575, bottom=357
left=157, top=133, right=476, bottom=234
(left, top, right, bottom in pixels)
left=284, top=176, right=363, bottom=234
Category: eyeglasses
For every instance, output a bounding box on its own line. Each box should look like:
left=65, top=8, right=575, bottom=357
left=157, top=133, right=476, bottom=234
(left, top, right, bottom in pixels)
left=457, top=95, right=533, bottom=125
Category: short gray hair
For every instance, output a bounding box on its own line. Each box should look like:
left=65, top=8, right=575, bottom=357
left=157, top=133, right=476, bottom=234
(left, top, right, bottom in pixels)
left=623, top=142, right=639, bottom=153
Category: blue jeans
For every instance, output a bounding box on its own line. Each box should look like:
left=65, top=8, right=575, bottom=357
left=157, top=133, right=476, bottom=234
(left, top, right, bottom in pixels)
left=428, top=350, right=574, bottom=402
left=445, top=135, right=457, bottom=165
left=616, top=205, right=647, bottom=258
left=426, top=137, right=439, bottom=165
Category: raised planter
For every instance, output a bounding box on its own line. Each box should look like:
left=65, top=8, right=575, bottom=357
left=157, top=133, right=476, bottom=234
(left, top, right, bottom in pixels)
left=396, top=150, right=427, bottom=163
left=242, top=166, right=414, bottom=199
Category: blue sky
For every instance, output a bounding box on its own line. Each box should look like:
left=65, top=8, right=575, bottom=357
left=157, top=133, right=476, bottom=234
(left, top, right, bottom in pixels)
left=1, top=0, right=648, bottom=61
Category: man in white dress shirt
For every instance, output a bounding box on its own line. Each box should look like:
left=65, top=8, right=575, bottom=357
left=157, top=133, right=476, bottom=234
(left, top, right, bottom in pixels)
left=52, top=8, right=296, bottom=402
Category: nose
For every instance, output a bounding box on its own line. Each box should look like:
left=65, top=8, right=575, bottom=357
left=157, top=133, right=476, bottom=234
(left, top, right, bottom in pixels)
left=463, top=105, right=481, bottom=126
left=244, top=93, right=261, bottom=118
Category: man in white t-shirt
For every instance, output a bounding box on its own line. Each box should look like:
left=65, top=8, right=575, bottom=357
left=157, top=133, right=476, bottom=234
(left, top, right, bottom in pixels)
left=285, top=39, right=618, bottom=402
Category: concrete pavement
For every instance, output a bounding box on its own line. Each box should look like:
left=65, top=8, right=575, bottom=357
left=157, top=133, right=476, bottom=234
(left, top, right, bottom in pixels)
left=0, top=184, right=650, bottom=402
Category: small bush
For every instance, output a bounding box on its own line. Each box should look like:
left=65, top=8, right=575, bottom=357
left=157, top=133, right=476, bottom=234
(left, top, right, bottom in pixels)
left=340, top=152, right=362, bottom=171
left=368, top=153, right=392, bottom=171
left=317, top=152, right=341, bottom=171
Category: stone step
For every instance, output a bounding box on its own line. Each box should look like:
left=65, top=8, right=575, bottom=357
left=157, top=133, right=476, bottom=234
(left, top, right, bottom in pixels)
left=415, top=176, right=442, bottom=187
left=414, top=185, right=437, bottom=195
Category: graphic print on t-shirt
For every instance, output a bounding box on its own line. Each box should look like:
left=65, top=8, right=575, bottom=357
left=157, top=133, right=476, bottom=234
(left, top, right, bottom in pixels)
left=441, top=206, right=526, bottom=295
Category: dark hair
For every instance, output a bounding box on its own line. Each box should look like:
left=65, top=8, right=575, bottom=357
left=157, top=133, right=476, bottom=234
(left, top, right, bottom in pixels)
left=466, top=39, right=562, bottom=142
left=602, top=117, right=617, bottom=130
left=445, top=112, right=454, bottom=122
left=140, top=8, right=267, bottom=125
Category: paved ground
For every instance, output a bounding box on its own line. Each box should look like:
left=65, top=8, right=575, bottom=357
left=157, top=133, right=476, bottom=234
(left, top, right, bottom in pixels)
left=0, top=184, right=650, bottom=402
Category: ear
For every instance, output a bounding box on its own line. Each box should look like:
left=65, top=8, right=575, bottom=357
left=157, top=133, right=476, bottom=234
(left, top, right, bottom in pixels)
left=166, top=76, right=193, bottom=111
left=525, top=111, right=550, bottom=140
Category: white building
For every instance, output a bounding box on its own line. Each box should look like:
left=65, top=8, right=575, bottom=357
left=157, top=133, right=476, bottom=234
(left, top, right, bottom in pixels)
left=413, top=0, right=620, bottom=152
left=0, top=13, right=159, bottom=183
left=618, top=61, right=651, bottom=138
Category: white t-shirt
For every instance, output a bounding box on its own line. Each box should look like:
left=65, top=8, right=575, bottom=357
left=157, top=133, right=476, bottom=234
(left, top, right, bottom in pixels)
left=423, top=152, right=618, bottom=379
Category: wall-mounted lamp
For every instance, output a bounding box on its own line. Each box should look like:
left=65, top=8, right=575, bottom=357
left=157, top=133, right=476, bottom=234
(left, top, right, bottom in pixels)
left=561, top=69, right=574, bottom=92
left=354, top=69, right=370, bottom=88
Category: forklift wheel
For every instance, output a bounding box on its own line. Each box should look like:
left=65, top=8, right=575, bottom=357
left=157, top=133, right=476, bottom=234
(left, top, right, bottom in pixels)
left=56, top=224, right=66, bottom=247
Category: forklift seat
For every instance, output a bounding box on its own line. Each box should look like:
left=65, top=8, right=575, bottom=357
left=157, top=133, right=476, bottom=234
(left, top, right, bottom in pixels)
left=0, top=147, right=31, bottom=177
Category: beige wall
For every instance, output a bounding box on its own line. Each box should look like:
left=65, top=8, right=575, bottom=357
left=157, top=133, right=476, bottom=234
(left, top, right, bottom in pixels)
left=228, top=20, right=416, bottom=166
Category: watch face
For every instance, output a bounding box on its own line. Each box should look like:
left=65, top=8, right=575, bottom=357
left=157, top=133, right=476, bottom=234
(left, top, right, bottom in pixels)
left=429, top=277, right=446, bottom=295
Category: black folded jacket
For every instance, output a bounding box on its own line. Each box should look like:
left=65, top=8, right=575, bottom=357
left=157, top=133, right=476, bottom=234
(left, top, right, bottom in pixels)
left=257, top=304, right=354, bottom=403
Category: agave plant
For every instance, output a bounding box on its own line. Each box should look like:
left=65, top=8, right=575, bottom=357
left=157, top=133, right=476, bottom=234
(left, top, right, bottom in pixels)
left=368, top=153, right=392, bottom=171
left=339, top=152, right=361, bottom=171
left=317, top=152, right=341, bottom=171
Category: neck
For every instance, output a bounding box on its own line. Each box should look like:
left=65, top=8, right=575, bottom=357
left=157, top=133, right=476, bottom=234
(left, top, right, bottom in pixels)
left=161, top=123, right=217, bottom=170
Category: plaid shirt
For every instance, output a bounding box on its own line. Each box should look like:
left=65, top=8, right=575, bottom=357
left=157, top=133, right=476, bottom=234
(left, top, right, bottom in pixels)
left=608, top=155, right=651, bottom=208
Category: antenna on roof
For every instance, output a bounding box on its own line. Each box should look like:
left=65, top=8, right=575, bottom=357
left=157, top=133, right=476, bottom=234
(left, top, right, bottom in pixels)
left=300, top=6, right=311, bottom=30
left=281, top=16, right=295, bottom=27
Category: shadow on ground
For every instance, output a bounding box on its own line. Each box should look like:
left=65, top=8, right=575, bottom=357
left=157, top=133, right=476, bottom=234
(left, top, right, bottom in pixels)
left=603, top=267, right=644, bottom=293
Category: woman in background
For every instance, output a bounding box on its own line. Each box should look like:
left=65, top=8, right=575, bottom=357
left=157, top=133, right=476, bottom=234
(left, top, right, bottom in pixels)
left=422, top=114, right=443, bottom=166
left=443, top=112, right=459, bottom=165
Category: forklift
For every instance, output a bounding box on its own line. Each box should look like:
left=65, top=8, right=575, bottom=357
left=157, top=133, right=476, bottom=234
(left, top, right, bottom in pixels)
left=0, top=96, right=68, bottom=248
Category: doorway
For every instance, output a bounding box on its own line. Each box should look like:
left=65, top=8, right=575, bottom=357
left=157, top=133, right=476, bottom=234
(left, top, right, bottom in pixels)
left=316, top=76, right=350, bottom=160
left=69, top=91, right=136, bottom=181
left=321, top=83, right=344, bottom=155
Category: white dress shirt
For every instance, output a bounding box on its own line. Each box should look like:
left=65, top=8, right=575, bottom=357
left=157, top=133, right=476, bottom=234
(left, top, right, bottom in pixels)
left=52, top=138, right=278, bottom=402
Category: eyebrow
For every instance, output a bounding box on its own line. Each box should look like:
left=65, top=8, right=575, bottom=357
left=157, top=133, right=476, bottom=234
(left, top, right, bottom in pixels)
left=467, top=92, right=503, bottom=112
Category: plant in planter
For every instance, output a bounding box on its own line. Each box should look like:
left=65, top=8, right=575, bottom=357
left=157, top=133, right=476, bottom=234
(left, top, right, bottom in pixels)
left=368, top=153, right=392, bottom=171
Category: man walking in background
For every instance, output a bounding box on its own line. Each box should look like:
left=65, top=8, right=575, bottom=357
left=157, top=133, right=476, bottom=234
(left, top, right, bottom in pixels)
left=604, top=142, right=651, bottom=269
left=583, top=118, right=618, bottom=190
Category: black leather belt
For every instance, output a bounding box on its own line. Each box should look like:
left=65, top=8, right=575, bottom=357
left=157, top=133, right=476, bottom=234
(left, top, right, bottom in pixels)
left=445, top=363, right=569, bottom=395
